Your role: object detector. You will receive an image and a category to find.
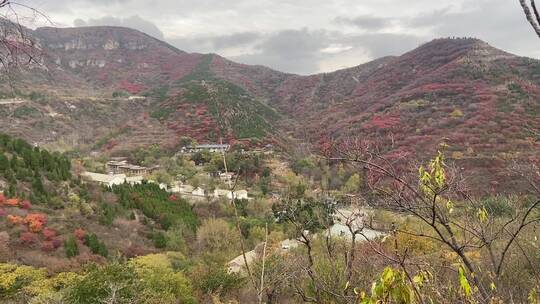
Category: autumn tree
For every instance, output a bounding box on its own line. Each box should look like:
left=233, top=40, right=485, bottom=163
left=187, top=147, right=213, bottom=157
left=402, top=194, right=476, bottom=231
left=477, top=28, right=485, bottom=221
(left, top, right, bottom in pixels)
left=329, top=139, right=540, bottom=302
left=0, top=0, right=46, bottom=75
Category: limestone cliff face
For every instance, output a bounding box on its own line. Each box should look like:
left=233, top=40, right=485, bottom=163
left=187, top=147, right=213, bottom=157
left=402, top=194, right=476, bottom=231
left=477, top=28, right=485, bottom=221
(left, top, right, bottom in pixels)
left=31, top=26, right=200, bottom=88
left=34, top=26, right=159, bottom=51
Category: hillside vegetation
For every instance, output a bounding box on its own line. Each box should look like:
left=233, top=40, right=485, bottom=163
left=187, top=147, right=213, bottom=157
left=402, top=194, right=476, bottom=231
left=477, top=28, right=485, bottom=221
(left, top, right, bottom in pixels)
left=0, top=31, right=538, bottom=191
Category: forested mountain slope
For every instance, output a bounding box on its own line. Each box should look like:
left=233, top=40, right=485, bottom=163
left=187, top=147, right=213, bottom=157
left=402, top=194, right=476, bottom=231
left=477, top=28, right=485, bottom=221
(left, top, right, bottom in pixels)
left=0, top=26, right=538, bottom=191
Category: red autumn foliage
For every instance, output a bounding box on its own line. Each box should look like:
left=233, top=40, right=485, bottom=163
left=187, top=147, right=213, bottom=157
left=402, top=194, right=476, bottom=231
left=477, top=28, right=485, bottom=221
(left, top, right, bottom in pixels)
left=0, top=209, right=6, bottom=217
left=368, top=115, right=401, bottom=129
left=0, top=193, right=5, bottom=203
left=104, top=140, right=118, bottom=150
left=19, top=200, right=32, bottom=210
left=168, top=195, right=177, bottom=201
left=74, top=228, right=86, bottom=241
left=51, top=238, right=62, bottom=249
left=42, top=228, right=57, bottom=241
left=41, top=241, right=57, bottom=252
left=19, top=232, right=39, bottom=246
left=118, top=79, right=144, bottom=94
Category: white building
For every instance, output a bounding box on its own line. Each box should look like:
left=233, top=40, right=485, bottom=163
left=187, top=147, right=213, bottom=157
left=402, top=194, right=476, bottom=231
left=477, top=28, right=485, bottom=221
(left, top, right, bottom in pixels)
left=125, top=176, right=144, bottom=185
left=170, top=181, right=194, bottom=194
left=179, top=144, right=230, bottom=154
left=81, top=172, right=127, bottom=187
left=178, top=184, right=195, bottom=194
left=128, top=95, right=146, bottom=101
left=213, top=189, right=230, bottom=198
left=324, top=223, right=385, bottom=241
left=227, top=250, right=257, bottom=274
left=213, top=189, right=249, bottom=200
left=219, top=172, right=235, bottom=183
left=232, top=190, right=249, bottom=200
left=192, top=187, right=206, bottom=197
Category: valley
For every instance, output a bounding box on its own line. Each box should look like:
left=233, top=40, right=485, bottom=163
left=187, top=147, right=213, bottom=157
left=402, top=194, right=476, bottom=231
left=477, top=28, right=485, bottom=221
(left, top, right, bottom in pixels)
left=0, top=20, right=539, bottom=304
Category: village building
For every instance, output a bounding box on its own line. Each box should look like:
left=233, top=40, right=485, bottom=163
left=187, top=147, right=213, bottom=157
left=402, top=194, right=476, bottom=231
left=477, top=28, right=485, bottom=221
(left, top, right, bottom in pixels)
left=324, top=223, right=385, bottom=241
left=125, top=175, right=144, bottom=185
left=227, top=250, right=257, bottom=274
left=192, top=187, right=206, bottom=197
left=213, top=189, right=249, bottom=200
left=219, top=172, right=235, bottom=183
left=251, top=144, right=274, bottom=155
left=232, top=190, right=249, bottom=200
left=213, top=189, right=230, bottom=198
left=174, top=184, right=194, bottom=194
left=127, top=95, right=146, bottom=101
left=106, top=160, right=153, bottom=176
left=81, top=172, right=127, bottom=187
left=227, top=239, right=300, bottom=274
left=169, top=181, right=184, bottom=193
left=179, top=144, right=230, bottom=154
left=81, top=171, right=146, bottom=187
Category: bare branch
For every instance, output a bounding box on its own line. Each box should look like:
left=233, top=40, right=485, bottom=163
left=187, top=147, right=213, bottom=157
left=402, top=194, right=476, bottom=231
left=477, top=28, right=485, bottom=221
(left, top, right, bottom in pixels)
left=520, top=0, right=540, bottom=37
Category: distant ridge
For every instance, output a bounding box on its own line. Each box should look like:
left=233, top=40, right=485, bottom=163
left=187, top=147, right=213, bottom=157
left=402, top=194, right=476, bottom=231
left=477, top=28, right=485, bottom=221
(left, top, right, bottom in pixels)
left=0, top=27, right=538, bottom=192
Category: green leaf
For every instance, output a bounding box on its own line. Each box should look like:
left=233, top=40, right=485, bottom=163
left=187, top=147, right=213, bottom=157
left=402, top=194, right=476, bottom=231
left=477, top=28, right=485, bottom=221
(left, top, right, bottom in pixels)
left=477, top=207, right=489, bottom=224
left=458, top=266, right=472, bottom=298
left=529, top=288, right=538, bottom=304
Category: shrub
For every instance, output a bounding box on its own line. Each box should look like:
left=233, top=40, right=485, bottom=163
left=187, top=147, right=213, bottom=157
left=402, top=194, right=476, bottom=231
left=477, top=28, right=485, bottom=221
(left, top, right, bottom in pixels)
left=19, top=200, right=32, bottom=210
left=0, top=263, right=48, bottom=297
left=5, top=198, right=19, bottom=207
left=191, top=264, right=244, bottom=296
left=97, top=202, right=120, bottom=226
left=110, top=183, right=199, bottom=231
left=64, top=236, right=79, bottom=258
left=65, top=263, right=138, bottom=304
left=42, top=228, right=57, bottom=241
left=121, top=244, right=146, bottom=258
left=51, top=238, right=62, bottom=249
left=73, top=228, right=86, bottom=241
left=130, top=254, right=197, bottom=304
left=112, top=90, right=130, bottom=98
left=7, top=214, right=24, bottom=225
left=84, top=233, right=108, bottom=257
left=480, top=197, right=514, bottom=217
left=41, top=241, right=56, bottom=252
left=19, top=232, right=38, bottom=246
left=152, top=232, right=167, bottom=249
left=25, top=213, right=47, bottom=233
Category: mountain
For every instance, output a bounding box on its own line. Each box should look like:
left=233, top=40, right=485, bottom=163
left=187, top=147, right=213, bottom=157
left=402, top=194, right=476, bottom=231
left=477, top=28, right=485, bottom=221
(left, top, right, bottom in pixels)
left=0, top=26, right=539, bottom=190
left=269, top=38, right=540, bottom=190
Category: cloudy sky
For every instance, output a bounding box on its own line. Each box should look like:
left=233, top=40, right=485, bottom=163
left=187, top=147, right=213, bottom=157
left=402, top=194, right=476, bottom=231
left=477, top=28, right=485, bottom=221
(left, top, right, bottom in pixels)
left=16, top=0, right=540, bottom=74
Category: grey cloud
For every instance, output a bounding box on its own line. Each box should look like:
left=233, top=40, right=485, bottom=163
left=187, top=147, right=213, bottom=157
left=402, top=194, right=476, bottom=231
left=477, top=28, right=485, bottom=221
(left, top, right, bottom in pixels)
left=230, top=29, right=423, bottom=74
left=73, top=15, right=164, bottom=39
left=26, top=0, right=540, bottom=74
left=169, top=32, right=261, bottom=53
left=212, top=32, right=261, bottom=49
left=341, top=33, right=425, bottom=58
left=232, top=29, right=330, bottom=74
left=405, top=0, right=539, bottom=57
left=334, top=15, right=392, bottom=30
